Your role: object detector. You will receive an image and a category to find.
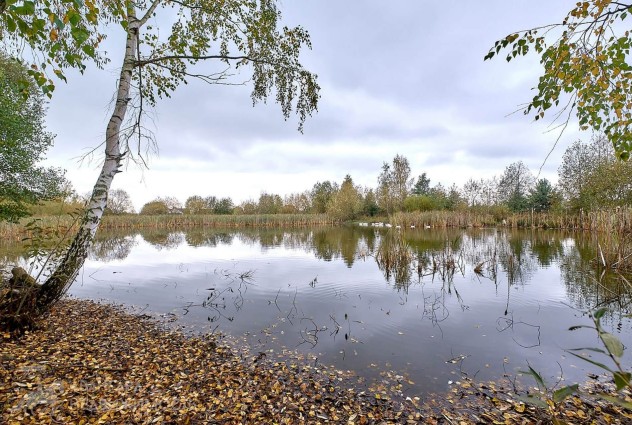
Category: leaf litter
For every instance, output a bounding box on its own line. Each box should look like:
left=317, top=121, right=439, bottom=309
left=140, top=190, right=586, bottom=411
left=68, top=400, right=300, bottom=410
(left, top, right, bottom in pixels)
left=1, top=299, right=631, bottom=424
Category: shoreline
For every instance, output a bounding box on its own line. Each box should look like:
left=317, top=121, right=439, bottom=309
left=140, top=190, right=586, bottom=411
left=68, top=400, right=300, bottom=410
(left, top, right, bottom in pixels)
left=1, top=298, right=631, bottom=424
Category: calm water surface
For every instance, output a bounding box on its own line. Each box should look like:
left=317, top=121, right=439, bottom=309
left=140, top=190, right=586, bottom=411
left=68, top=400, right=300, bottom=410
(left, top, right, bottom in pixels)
left=5, top=226, right=632, bottom=394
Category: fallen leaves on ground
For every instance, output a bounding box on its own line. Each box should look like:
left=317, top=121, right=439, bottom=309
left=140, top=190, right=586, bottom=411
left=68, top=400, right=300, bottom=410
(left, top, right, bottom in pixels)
left=0, top=299, right=630, bottom=424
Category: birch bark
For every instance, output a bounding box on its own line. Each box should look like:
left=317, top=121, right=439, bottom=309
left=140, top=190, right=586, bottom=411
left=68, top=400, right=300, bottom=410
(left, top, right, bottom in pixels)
left=38, top=5, right=140, bottom=307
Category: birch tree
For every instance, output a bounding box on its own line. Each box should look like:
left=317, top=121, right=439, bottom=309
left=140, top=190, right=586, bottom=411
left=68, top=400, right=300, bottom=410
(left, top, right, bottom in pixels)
left=1, top=0, right=106, bottom=95
left=3, top=0, right=320, bottom=311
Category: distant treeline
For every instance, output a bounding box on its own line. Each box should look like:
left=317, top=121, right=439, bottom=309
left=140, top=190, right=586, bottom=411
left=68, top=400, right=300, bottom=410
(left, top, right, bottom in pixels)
left=19, top=133, right=632, bottom=226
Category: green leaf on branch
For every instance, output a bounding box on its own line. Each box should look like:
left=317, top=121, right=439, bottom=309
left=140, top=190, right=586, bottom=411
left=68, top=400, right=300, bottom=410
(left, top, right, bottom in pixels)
left=566, top=351, right=613, bottom=373
left=613, top=372, right=631, bottom=391
left=71, top=27, right=89, bottom=45
left=6, top=16, right=17, bottom=33
left=594, top=308, right=608, bottom=320
left=519, top=365, right=546, bottom=390
left=553, top=384, right=579, bottom=404
left=600, top=332, right=624, bottom=358
left=515, top=395, right=548, bottom=409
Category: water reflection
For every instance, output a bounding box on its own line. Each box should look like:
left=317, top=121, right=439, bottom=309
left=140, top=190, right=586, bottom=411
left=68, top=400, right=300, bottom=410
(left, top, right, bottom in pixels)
left=560, top=233, right=632, bottom=315
left=3, top=226, right=632, bottom=393
left=2, top=227, right=631, bottom=316
left=141, top=230, right=184, bottom=250
left=90, top=234, right=137, bottom=262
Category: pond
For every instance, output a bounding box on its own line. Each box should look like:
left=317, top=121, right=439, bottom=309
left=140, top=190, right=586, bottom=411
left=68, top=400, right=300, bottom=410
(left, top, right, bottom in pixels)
left=4, top=226, right=632, bottom=395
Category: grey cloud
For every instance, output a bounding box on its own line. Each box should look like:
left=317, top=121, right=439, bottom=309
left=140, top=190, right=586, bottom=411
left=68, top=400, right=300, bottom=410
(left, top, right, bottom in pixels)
left=42, top=0, right=583, bottom=201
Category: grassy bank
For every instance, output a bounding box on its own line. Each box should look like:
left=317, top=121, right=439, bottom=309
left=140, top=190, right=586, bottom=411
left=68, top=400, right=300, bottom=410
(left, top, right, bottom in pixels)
left=1, top=299, right=629, bottom=424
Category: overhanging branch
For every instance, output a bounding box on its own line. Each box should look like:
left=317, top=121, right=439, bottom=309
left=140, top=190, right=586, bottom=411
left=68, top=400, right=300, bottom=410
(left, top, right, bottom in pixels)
left=133, top=54, right=269, bottom=67
left=145, top=61, right=246, bottom=85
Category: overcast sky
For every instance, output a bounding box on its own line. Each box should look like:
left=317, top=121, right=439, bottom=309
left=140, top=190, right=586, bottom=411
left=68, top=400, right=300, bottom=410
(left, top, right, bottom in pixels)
left=43, top=1, right=582, bottom=210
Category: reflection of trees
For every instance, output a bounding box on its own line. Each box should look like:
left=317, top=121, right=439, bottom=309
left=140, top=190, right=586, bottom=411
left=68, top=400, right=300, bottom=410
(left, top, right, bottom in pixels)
left=311, top=227, right=374, bottom=267
left=89, top=235, right=137, bottom=262
left=254, top=230, right=286, bottom=249
left=185, top=230, right=234, bottom=247
left=236, top=229, right=313, bottom=251
left=376, top=231, right=414, bottom=290
left=5, top=223, right=630, bottom=319
left=560, top=234, right=632, bottom=315
left=0, top=244, right=29, bottom=266
left=526, top=230, right=565, bottom=267
left=140, top=230, right=185, bottom=250
left=496, top=230, right=538, bottom=286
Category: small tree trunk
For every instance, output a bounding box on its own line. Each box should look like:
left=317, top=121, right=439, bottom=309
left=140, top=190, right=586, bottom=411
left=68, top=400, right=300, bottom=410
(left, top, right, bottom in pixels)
left=37, top=9, right=139, bottom=309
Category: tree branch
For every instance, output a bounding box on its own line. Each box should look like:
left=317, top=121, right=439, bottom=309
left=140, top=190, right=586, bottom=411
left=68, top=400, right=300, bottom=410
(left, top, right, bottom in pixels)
left=133, top=54, right=268, bottom=67
left=165, top=0, right=203, bottom=10
left=138, top=0, right=163, bottom=27
left=145, top=61, right=246, bottom=86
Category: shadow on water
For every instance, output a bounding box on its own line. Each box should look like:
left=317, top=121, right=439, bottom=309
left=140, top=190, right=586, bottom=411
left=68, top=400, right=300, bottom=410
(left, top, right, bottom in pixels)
left=2, top=225, right=632, bottom=393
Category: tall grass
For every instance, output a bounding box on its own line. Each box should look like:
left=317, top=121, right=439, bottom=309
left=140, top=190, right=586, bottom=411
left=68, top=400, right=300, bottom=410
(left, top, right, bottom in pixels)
left=0, top=216, right=77, bottom=242
left=0, top=214, right=336, bottom=240
left=100, top=213, right=335, bottom=229
left=391, top=211, right=499, bottom=228
left=508, top=208, right=632, bottom=232
left=507, top=210, right=632, bottom=270
left=392, top=208, right=632, bottom=232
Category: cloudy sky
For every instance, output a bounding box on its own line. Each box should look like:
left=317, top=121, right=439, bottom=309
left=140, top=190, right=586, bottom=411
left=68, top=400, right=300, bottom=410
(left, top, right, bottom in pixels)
left=43, top=1, right=582, bottom=210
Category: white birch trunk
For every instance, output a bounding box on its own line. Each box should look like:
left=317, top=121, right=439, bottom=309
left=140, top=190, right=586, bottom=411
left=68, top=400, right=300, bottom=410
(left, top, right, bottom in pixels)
left=39, top=7, right=140, bottom=307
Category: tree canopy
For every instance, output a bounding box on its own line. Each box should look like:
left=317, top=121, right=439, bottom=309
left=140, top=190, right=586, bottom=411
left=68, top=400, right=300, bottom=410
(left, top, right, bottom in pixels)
left=0, top=0, right=105, bottom=95
left=0, top=54, right=66, bottom=222
left=486, top=1, right=632, bottom=159
left=17, top=0, right=321, bottom=312
left=105, top=189, right=135, bottom=215
left=497, top=161, right=534, bottom=212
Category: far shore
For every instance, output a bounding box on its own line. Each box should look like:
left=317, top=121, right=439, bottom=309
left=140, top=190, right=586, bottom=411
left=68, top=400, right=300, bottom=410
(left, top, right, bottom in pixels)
left=2, top=208, right=632, bottom=242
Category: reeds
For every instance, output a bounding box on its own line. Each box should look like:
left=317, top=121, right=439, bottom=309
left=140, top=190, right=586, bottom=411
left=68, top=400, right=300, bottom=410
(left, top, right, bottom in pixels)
left=391, top=211, right=498, bottom=229
left=375, top=231, right=414, bottom=288
left=504, top=208, right=632, bottom=232
left=0, top=216, right=77, bottom=242
left=0, top=214, right=336, bottom=240
left=100, top=213, right=335, bottom=229
left=392, top=208, right=632, bottom=233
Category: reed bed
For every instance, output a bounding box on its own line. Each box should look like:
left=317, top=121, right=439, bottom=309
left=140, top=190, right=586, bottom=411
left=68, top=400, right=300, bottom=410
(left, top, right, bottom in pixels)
left=391, top=211, right=498, bottom=229
left=100, top=213, right=336, bottom=229
left=0, top=214, right=336, bottom=240
left=0, top=216, right=77, bottom=242
left=392, top=208, right=632, bottom=232
left=390, top=209, right=632, bottom=272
